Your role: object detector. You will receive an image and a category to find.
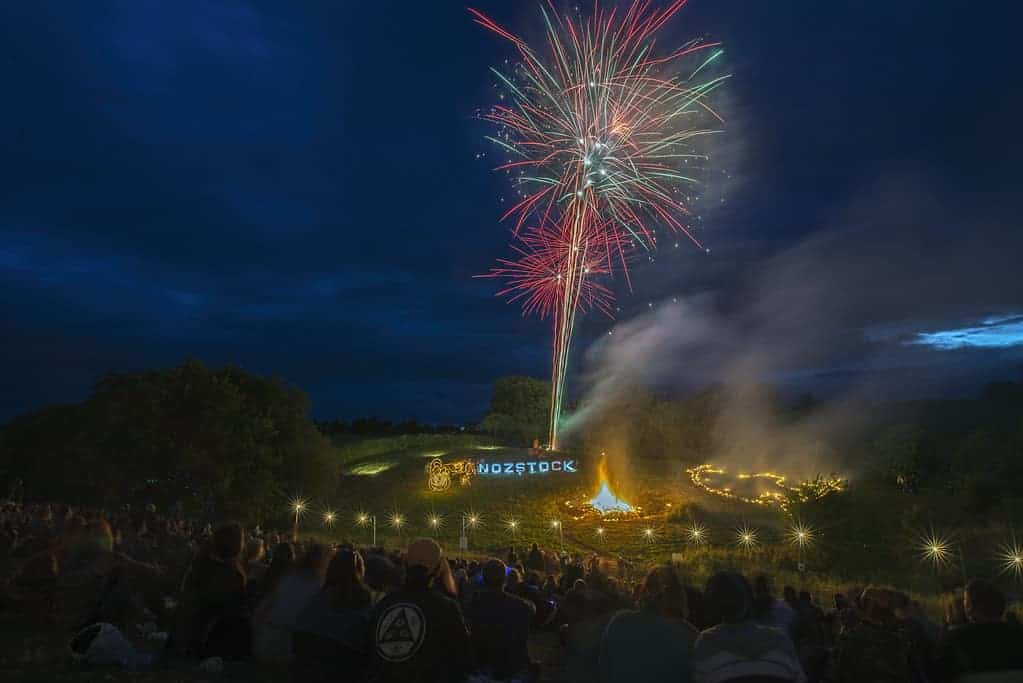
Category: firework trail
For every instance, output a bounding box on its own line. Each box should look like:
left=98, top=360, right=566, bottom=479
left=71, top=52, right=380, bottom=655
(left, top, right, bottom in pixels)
left=473, top=1, right=728, bottom=448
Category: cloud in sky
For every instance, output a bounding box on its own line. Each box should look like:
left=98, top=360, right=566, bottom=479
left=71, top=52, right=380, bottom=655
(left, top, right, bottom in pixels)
left=911, top=315, right=1023, bottom=351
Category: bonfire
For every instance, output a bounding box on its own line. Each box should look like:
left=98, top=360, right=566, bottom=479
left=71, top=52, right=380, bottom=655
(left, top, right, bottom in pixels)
left=589, top=458, right=633, bottom=514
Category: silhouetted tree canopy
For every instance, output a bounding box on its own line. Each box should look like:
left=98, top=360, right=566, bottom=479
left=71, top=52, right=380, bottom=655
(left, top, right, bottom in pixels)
left=480, top=376, right=551, bottom=445
left=0, top=359, right=337, bottom=520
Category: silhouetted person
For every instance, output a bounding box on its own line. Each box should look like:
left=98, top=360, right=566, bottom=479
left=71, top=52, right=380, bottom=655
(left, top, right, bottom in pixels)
left=832, top=587, right=911, bottom=683
left=291, top=548, right=373, bottom=682
left=368, top=538, right=471, bottom=683
left=596, top=565, right=698, bottom=683
left=527, top=543, right=544, bottom=572
left=173, top=522, right=250, bottom=659
left=692, top=572, right=805, bottom=682
left=465, top=559, right=535, bottom=681
left=933, top=579, right=1023, bottom=681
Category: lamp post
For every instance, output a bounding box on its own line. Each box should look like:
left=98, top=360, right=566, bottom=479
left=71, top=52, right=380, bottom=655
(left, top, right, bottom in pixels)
left=357, top=513, right=377, bottom=547
left=390, top=513, right=405, bottom=541
left=290, top=498, right=307, bottom=541
left=551, top=519, right=564, bottom=552
left=461, top=513, right=480, bottom=551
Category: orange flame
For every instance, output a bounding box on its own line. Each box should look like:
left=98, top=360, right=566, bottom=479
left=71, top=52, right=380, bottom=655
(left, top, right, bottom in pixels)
left=589, top=457, right=633, bottom=514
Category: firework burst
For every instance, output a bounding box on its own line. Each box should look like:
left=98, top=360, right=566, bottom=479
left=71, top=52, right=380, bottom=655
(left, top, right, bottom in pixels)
left=473, top=1, right=728, bottom=448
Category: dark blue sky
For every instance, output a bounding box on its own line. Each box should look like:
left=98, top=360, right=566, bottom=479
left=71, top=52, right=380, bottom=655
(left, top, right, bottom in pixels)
left=2, top=1, right=1021, bottom=424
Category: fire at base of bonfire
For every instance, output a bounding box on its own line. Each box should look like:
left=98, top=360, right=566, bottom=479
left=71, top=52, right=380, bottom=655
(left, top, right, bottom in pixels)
left=590, top=480, right=634, bottom=514
left=588, top=456, right=635, bottom=515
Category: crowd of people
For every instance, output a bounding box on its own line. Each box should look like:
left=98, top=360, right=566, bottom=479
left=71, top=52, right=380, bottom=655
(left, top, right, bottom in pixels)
left=2, top=500, right=1023, bottom=682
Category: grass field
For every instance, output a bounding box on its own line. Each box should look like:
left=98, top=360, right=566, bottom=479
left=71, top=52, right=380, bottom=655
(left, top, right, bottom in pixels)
left=300, top=440, right=1009, bottom=618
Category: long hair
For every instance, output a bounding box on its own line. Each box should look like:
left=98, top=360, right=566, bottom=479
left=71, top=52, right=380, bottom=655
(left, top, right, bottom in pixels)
left=705, top=572, right=752, bottom=624
left=434, top=558, right=458, bottom=598
left=751, top=573, right=774, bottom=619
left=642, top=564, right=688, bottom=620
left=325, top=549, right=371, bottom=611
left=296, top=543, right=332, bottom=577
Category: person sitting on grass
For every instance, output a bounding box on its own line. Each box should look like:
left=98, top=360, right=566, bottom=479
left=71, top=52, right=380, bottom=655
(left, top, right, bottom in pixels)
left=254, top=543, right=332, bottom=662
left=465, top=558, right=536, bottom=682
left=692, top=571, right=806, bottom=683
left=12, top=516, right=163, bottom=628
left=831, top=587, right=912, bottom=683
left=249, top=541, right=294, bottom=607
left=171, top=522, right=250, bottom=660
left=291, top=548, right=373, bottom=683
left=244, top=538, right=266, bottom=584
left=595, top=564, right=699, bottom=683
left=751, top=574, right=798, bottom=642
left=368, top=538, right=471, bottom=683
left=933, top=578, right=1023, bottom=681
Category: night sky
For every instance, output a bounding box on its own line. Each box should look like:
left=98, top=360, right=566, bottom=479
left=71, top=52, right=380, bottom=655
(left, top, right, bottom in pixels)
left=2, top=1, right=1021, bottom=425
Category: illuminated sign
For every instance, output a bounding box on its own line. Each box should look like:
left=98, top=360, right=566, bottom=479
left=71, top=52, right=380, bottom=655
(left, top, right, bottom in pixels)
left=426, top=458, right=476, bottom=492
left=426, top=457, right=578, bottom=492
left=476, top=459, right=577, bottom=476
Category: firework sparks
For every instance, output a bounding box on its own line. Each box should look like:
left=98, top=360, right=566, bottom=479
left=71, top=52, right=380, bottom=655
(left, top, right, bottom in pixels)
left=473, top=1, right=729, bottom=449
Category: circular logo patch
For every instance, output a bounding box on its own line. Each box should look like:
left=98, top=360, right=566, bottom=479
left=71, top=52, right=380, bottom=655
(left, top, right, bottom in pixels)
left=375, top=603, right=426, bottom=662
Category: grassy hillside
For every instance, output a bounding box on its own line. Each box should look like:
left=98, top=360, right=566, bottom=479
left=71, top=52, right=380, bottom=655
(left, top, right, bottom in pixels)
left=295, top=439, right=996, bottom=615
